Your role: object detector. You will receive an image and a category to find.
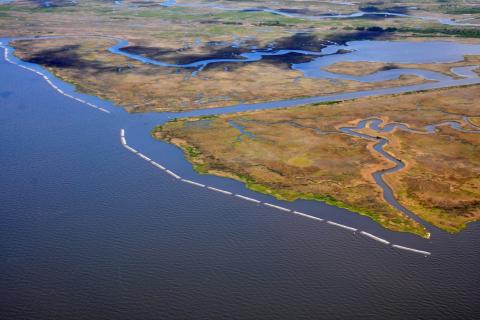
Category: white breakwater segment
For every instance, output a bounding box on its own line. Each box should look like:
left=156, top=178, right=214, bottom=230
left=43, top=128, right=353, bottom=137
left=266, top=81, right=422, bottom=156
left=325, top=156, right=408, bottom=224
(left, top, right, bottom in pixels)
left=181, top=179, right=205, bottom=187
left=124, top=145, right=138, bottom=153
left=207, top=186, right=233, bottom=195
left=0, top=45, right=110, bottom=114
left=119, top=128, right=431, bottom=256
left=327, top=221, right=357, bottom=232
left=120, top=130, right=127, bottom=146
left=263, top=202, right=291, bottom=212
left=392, top=245, right=431, bottom=256
left=293, top=211, right=324, bottom=222
left=150, top=161, right=166, bottom=170
left=360, top=231, right=390, bottom=245
left=165, top=169, right=181, bottom=179
left=235, top=194, right=261, bottom=203
left=137, top=153, right=151, bottom=162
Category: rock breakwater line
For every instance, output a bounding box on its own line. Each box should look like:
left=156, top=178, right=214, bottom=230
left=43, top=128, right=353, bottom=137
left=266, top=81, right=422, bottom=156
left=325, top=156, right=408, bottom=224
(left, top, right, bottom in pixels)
left=0, top=44, right=110, bottom=114
left=120, top=128, right=431, bottom=257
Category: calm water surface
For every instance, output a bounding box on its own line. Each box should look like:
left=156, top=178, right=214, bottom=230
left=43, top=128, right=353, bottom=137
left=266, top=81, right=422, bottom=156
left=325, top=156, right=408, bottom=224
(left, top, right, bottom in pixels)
left=1, top=43, right=480, bottom=319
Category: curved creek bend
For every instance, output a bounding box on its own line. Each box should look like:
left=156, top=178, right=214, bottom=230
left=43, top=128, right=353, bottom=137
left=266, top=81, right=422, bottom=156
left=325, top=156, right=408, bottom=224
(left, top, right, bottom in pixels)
left=340, top=119, right=480, bottom=231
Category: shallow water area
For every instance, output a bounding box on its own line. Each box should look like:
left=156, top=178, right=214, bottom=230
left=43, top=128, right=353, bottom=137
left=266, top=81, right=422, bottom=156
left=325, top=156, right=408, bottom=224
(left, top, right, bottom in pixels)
left=109, top=38, right=480, bottom=83
left=295, top=40, right=480, bottom=79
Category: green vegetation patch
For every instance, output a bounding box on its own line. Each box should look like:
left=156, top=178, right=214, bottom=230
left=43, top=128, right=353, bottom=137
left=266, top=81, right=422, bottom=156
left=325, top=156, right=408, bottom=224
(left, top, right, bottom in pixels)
left=399, top=27, right=480, bottom=38
left=442, top=6, right=480, bottom=14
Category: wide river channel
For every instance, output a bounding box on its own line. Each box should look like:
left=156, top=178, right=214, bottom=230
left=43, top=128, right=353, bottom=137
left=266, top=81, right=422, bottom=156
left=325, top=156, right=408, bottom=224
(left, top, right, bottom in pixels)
left=1, top=38, right=480, bottom=319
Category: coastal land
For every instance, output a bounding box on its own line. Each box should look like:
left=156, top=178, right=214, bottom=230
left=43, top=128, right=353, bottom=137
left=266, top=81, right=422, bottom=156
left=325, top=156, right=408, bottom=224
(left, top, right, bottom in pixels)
left=153, top=85, right=480, bottom=237
left=11, top=36, right=429, bottom=112
left=323, top=56, right=480, bottom=78
left=1, top=0, right=480, bottom=113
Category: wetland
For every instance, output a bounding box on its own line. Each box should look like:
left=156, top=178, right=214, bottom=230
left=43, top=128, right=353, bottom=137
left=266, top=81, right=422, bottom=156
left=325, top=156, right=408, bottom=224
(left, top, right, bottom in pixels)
left=2, top=1, right=480, bottom=318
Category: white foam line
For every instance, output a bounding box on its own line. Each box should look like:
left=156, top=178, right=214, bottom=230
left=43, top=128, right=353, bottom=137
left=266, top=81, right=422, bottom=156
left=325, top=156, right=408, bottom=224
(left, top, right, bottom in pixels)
left=166, top=169, right=181, bottom=179
left=120, top=137, right=126, bottom=145
left=235, top=194, right=261, bottom=203
left=150, top=161, right=166, bottom=170
left=207, top=186, right=232, bottom=195
left=181, top=179, right=205, bottom=188
left=327, top=221, right=357, bottom=232
left=263, top=202, right=291, bottom=212
left=137, top=153, right=151, bottom=161
left=360, top=231, right=390, bottom=245
left=292, top=211, right=324, bottom=222
left=120, top=129, right=125, bottom=137
left=392, top=245, right=431, bottom=256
